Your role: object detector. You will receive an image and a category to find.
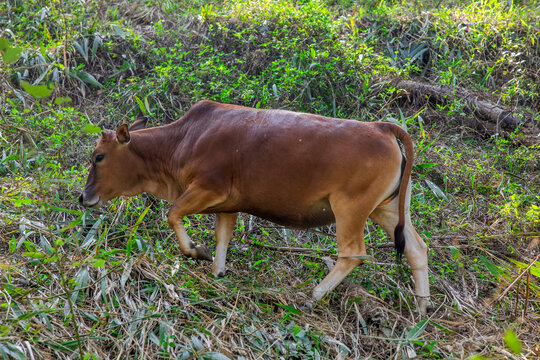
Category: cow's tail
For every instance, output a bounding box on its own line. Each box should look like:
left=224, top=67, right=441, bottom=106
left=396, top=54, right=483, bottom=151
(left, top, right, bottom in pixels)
left=382, top=123, right=414, bottom=261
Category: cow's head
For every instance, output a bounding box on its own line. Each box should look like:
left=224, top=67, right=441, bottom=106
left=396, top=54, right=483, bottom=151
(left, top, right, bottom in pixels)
left=79, top=118, right=147, bottom=208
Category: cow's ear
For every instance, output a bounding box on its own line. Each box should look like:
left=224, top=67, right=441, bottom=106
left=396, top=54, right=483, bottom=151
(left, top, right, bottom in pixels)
left=130, top=117, right=147, bottom=131
left=116, top=124, right=130, bottom=144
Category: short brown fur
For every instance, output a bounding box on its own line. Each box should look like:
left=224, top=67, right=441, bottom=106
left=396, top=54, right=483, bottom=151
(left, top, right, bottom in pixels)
left=79, top=100, right=430, bottom=313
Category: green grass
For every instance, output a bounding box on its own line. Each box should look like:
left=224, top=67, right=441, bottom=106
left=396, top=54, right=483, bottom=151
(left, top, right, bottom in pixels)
left=1, top=0, right=539, bottom=359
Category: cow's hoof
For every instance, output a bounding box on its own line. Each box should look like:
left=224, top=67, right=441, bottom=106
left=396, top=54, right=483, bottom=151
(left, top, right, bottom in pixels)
left=194, top=245, right=213, bottom=261
left=312, top=287, right=325, bottom=302
left=417, top=296, right=431, bottom=315
left=300, top=299, right=314, bottom=312
left=211, top=262, right=226, bottom=277
left=211, top=270, right=226, bottom=278
left=212, top=268, right=226, bottom=278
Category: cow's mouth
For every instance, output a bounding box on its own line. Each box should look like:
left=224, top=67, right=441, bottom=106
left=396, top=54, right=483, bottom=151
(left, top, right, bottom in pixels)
left=79, top=193, right=102, bottom=208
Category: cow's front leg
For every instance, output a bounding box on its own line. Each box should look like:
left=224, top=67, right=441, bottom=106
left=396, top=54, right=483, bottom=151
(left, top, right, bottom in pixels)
left=168, top=219, right=213, bottom=261
left=211, top=212, right=238, bottom=277
left=167, top=186, right=227, bottom=261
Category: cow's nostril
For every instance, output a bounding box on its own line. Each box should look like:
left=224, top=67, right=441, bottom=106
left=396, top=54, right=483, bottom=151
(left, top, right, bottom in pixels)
left=78, top=194, right=84, bottom=205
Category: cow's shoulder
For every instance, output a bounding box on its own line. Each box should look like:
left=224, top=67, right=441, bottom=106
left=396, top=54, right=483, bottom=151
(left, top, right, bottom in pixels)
left=186, top=100, right=221, bottom=116
left=185, top=100, right=247, bottom=122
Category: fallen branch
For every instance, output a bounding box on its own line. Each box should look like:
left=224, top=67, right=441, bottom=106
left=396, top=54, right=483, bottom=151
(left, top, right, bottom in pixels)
left=395, top=80, right=539, bottom=144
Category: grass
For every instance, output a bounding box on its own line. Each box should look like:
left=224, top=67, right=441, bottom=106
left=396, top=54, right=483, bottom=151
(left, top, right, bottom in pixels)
left=1, top=0, right=539, bottom=359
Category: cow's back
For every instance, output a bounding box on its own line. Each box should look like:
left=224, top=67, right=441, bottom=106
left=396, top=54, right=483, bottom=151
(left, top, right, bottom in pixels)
left=178, top=101, right=402, bottom=228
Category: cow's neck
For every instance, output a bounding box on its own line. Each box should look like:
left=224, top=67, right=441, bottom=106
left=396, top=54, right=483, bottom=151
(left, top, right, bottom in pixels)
left=129, top=122, right=189, bottom=202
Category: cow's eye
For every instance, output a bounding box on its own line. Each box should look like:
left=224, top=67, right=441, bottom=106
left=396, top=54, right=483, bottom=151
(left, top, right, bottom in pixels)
left=95, top=154, right=105, bottom=163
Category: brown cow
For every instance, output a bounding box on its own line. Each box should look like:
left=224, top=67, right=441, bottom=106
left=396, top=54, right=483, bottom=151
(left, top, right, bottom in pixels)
left=79, top=100, right=430, bottom=313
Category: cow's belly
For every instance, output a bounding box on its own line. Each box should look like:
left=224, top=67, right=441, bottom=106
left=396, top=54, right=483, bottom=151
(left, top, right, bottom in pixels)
left=206, top=198, right=336, bottom=229
left=249, top=198, right=335, bottom=228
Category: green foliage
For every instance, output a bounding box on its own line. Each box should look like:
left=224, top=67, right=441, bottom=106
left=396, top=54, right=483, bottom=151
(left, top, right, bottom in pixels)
left=1, top=0, right=539, bottom=359
left=69, top=70, right=103, bottom=89
left=0, top=38, right=23, bottom=65
left=20, top=80, right=54, bottom=98
left=83, top=124, right=101, bottom=134
left=504, top=328, right=522, bottom=355
left=468, top=355, right=487, bottom=360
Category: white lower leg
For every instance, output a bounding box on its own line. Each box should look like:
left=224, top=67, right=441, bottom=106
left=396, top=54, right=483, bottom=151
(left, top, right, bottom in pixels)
left=313, top=257, right=362, bottom=301
left=172, top=222, right=213, bottom=260
left=173, top=222, right=197, bottom=257
left=211, top=213, right=237, bottom=277
left=411, top=268, right=430, bottom=314
left=403, top=226, right=430, bottom=313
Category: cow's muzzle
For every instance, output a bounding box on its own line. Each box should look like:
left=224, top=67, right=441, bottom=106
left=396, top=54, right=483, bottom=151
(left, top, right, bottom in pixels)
left=79, top=192, right=101, bottom=208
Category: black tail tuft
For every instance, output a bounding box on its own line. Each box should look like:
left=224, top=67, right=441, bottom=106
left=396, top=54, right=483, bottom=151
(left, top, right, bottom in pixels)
left=394, top=223, right=405, bottom=262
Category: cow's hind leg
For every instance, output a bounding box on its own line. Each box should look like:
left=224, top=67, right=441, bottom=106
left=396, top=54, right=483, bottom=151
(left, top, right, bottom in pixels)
left=313, top=198, right=370, bottom=301
left=211, top=212, right=238, bottom=277
left=370, top=194, right=430, bottom=313
left=167, top=186, right=227, bottom=261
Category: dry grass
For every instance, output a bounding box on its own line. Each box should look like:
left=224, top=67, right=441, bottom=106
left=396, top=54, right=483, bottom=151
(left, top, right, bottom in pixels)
left=1, top=189, right=539, bottom=358
left=1, top=0, right=539, bottom=359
